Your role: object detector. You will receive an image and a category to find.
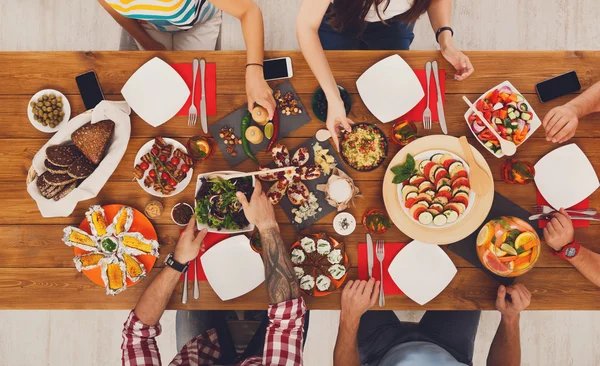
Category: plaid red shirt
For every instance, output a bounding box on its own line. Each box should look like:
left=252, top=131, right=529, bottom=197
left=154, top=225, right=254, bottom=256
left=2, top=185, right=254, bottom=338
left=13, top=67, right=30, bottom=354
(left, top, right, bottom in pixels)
left=121, top=297, right=306, bottom=366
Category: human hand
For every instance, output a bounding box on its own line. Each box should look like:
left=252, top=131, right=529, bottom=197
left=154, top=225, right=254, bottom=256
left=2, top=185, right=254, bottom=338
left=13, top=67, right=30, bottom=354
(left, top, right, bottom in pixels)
left=543, top=208, right=574, bottom=251
left=542, top=104, right=579, bottom=143
left=141, top=38, right=167, bottom=51
left=326, top=97, right=354, bottom=151
left=440, top=41, right=474, bottom=81
left=245, top=66, right=276, bottom=120
left=340, top=278, right=380, bottom=326
left=236, top=180, right=278, bottom=232
left=173, top=218, right=208, bottom=263
left=495, top=284, right=531, bottom=321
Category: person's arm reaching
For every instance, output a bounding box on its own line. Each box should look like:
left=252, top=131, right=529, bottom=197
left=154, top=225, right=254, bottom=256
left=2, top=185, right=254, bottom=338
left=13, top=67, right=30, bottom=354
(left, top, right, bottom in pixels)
left=97, top=0, right=166, bottom=50
left=297, top=0, right=354, bottom=150
left=121, top=219, right=207, bottom=365
left=487, top=284, right=531, bottom=366
left=544, top=208, right=600, bottom=287
left=427, top=0, right=474, bottom=80
left=211, top=0, right=276, bottom=119
left=237, top=180, right=305, bottom=365
left=334, top=279, right=380, bottom=366
left=543, top=80, right=600, bottom=143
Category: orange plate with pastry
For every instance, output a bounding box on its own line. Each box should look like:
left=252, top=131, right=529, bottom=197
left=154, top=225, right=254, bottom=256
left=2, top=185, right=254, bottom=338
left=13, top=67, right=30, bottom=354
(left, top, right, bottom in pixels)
left=290, top=233, right=349, bottom=297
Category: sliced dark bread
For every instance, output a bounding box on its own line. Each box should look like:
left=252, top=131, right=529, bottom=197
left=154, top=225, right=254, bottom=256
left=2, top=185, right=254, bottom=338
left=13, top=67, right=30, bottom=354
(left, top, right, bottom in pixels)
left=44, top=159, right=69, bottom=174
left=43, top=172, right=77, bottom=186
left=68, top=155, right=96, bottom=179
left=71, top=120, right=115, bottom=165
left=53, top=181, right=77, bottom=201
left=37, top=172, right=64, bottom=199
left=46, top=145, right=82, bottom=167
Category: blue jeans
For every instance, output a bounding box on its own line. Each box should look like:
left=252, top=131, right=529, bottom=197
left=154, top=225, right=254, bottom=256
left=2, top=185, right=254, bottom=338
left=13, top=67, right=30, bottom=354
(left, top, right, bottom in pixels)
left=318, top=13, right=415, bottom=50
left=358, top=310, right=481, bottom=365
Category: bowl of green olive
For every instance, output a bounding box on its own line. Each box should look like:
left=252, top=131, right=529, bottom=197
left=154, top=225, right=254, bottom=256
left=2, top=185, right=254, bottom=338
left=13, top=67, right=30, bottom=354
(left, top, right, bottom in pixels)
left=27, top=89, right=71, bottom=133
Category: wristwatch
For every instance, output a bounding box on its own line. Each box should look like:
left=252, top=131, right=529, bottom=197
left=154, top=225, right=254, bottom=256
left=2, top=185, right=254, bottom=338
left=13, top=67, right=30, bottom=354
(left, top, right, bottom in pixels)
left=164, top=252, right=189, bottom=273
left=554, top=240, right=580, bottom=260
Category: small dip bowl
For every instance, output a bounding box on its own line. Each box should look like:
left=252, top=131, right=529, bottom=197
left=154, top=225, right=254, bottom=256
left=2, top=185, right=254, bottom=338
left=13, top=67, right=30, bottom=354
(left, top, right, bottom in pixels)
left=171, top=203, right=194, bottom=226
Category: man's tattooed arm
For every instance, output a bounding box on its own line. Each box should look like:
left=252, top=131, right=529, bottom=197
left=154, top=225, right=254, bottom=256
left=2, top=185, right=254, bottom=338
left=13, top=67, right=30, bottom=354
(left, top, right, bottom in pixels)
left=260, top=228, right=301, bottom=304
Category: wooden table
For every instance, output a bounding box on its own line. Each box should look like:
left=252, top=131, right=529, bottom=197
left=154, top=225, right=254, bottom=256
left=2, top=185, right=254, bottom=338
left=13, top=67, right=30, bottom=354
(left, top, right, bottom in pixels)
left=1, top=51, right=600, bottom=310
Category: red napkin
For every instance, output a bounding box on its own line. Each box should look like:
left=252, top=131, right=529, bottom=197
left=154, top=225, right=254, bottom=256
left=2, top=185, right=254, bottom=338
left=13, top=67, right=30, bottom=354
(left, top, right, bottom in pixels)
left=536, top=190, right=590, bottom=228
left=179, top=232, right=230, bottom=282
left=358, top=242, right=407, bottom=295
left=170, top=63, right=217, bottom=117
left=399, top=69, right=446, bottom=122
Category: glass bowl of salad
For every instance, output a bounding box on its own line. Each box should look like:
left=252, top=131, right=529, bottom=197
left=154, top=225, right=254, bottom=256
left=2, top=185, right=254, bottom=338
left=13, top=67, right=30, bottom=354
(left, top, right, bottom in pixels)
left=194, top=171, right=255, bottom=233
left=476, top=216, right=540, bottom=277
left=464, top=81, right=542, bottom=158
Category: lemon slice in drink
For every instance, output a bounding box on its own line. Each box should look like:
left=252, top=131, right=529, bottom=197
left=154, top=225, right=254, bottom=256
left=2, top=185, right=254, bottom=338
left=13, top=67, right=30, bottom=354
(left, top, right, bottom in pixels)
left=500, top=243, right=518, bottom=256
left=264, top=122, right=274, bottom=139
left=477, top=223, right=494, bottom=247
left=514, top=232, right=536, bottom=249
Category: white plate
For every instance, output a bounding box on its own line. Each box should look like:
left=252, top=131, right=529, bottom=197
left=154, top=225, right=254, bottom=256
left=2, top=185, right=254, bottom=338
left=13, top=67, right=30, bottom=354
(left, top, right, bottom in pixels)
left=133, top=138, right=193, bottom=197
left=534, top=144, right=599, bottom=209
left=201, top=235, right=265, bottom=301
left=121, top=57, right=189, bottom=127
left=463, top=80, right=542, bottom=158
left=356, top=54, right=424, bottom=123
left=195, top=171, right=255, bottom=234
left=388, top=240, right=457, bottom=305
left=27, top=89, right=71, bottom=133
left=397, top=150, right=475, bottom=229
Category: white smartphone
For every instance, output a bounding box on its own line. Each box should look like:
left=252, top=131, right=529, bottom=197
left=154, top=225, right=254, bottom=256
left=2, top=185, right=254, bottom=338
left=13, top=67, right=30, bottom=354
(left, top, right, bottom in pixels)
left=263, top=57, right=293, bottom=81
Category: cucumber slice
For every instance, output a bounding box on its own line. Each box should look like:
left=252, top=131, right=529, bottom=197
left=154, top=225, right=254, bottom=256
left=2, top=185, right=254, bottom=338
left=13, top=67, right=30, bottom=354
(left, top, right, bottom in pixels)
left=443, top=209, right=459, bottom=223
left=406, top=191, right=418, bottom=200
left=431, top=153, right=444, bottom=164
left=418, top=160, right=431, bottom=173
left=418, top=211, right=434, bottom=225
left=433, top=213, right=448, bottom=226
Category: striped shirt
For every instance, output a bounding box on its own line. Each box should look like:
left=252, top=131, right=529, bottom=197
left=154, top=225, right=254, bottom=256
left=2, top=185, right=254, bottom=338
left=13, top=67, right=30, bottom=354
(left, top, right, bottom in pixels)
left=106, top=0, right=217, bottom=32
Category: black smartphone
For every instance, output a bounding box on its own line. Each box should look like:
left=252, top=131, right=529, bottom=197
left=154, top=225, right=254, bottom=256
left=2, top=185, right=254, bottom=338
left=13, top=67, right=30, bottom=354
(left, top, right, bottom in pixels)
left=535, top=71, right=581, bottom=103
left=75, top=71, right=105, bottom=110
left=263, top=57, right=293, bottom=81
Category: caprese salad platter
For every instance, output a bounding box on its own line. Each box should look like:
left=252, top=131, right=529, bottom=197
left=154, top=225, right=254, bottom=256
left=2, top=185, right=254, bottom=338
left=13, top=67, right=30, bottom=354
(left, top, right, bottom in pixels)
left=397, top=150, right=475, bottom=228
left=464, top=81, right=541, bottom=157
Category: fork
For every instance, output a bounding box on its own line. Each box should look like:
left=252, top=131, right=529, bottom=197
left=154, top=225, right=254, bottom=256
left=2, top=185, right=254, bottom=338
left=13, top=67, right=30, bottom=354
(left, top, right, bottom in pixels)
left=422, top=62, right=433, bottom=130
left=532, top=205, right=596, bottom=216
left=376, top=239, right=385, bottom=307
left=187, top=58, right=199, bottom=127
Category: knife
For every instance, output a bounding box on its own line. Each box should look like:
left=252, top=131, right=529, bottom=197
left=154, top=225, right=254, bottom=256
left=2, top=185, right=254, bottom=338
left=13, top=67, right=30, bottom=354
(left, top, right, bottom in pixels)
left=529, top=213, right=600, bottom=221
left=366, top=233, right=373, bottom=278
left=431, top=61, right=448, bottom=135
left=199, top=59, right=208, bottom=134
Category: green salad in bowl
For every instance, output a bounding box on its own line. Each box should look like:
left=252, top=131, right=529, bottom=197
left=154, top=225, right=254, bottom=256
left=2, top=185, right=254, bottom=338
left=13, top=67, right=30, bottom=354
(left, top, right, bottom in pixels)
left=195, top=174, right=254, bottom=233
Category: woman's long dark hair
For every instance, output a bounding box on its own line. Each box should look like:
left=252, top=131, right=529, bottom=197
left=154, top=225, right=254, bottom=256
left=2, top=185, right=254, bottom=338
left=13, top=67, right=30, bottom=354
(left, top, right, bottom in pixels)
left=329, top=0, right=431, bottom=32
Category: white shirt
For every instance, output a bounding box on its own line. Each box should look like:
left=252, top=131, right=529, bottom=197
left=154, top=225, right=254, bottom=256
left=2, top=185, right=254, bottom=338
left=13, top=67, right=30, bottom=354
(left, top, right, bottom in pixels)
left=331, top=0, right=411, bottom=23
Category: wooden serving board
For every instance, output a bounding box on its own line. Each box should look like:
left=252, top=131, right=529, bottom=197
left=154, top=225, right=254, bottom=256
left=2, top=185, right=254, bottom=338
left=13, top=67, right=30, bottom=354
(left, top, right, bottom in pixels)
left=383, top=135, right=494, bottom=245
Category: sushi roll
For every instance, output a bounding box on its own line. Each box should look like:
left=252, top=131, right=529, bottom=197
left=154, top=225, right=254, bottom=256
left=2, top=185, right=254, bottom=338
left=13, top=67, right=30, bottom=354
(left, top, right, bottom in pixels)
left=327, top=249, right=343, bottom=265
left=328, top=264, right=347, bottom=280
left=86, top=205, right=108, bottom=237
left=73, top=253, right=106, bottom=271
left=315, top=274, right=333, bottom=292
left=120, top=252, right=146, bottom=282
left=100, top=257, right=127, bottom=296
left=62, top=227, right=98, bottom=250
left=299, top=274, right=315, bottom=292
left=119, top=232, right=159, bottom=257
left=108, top=206, right=134, bottom=236
left=100, top=236, right=119, bottom=254
left=291, top=248, right=307, bottom=265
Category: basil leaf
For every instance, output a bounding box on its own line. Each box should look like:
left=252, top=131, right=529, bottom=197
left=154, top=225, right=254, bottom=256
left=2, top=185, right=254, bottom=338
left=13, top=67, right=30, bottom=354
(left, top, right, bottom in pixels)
left=391, top=165, right=404, bottom=175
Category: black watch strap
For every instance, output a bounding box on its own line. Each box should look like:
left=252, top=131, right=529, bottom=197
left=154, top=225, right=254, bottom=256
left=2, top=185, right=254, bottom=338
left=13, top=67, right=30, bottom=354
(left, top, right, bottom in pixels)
left=165, top=253, right=189, bottom=273
left=436, top=26, right=454, bottom=43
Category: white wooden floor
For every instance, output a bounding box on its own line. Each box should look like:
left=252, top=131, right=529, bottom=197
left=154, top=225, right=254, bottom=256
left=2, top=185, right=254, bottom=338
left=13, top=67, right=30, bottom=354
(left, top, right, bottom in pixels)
left=1, top=0, right=600, bottom=365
